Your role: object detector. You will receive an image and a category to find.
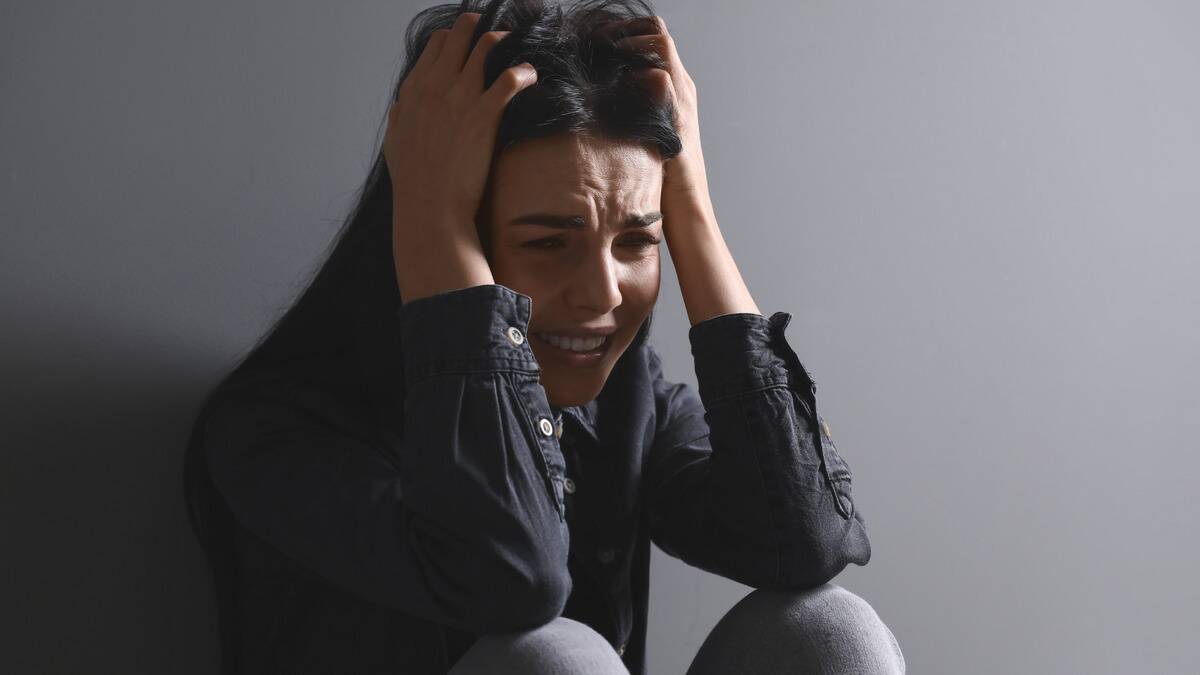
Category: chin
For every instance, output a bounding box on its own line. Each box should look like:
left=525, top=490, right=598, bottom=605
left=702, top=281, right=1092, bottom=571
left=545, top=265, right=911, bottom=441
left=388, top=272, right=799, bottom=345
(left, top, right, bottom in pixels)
left=535, top=345, right=621, bottom=407
left=545, top=386, right=599, bottom=409
left=542, top=372, right=606, bottom=408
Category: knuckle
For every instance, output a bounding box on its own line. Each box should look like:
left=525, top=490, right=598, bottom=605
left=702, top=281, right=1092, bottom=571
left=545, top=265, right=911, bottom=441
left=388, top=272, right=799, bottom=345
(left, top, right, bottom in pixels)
left=502, top=67, right=527, bottom=87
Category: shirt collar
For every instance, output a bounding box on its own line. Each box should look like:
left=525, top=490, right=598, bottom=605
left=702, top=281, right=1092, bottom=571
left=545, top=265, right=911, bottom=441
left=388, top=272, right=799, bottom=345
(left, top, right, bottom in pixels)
left=561, top=398, right=599, bottom=442
left=549, top=398, right=598, bottom=443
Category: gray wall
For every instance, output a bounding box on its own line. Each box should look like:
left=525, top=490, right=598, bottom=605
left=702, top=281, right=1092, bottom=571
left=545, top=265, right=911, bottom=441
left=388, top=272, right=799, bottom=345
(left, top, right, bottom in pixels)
left=4, top=1, right=1197, bottom=673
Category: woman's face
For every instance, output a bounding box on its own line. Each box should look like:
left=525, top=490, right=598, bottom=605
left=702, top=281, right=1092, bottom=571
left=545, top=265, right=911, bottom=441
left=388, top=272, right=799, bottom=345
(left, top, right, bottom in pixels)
left=482, top=133, right=663, bottom=408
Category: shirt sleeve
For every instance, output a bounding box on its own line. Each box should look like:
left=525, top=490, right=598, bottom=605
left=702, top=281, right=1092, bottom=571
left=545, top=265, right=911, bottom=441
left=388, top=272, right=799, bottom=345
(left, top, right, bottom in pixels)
left=644, top=310, right=871, bottom=589
left=201, top=283, right=572, bottom=634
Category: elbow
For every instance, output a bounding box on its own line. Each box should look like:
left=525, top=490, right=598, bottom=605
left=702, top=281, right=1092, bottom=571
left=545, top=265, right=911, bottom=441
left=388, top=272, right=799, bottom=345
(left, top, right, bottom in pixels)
left=474, top=515, right=573, bottom=632
left=807, top=539, right=872, bottom=588
left=466, top=548, right=572, bottom=634
left=497, top=565, right=572, bottom=632
left=774, top=513, right=872, bottom=590
left=405, top=497, right=572, bottom=633
left=773, top=543, right=867, bottom=590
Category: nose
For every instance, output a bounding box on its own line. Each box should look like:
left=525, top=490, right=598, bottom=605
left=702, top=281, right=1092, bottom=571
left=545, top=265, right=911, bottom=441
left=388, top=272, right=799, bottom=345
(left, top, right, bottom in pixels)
left=568, top=247, right=622, bottom=315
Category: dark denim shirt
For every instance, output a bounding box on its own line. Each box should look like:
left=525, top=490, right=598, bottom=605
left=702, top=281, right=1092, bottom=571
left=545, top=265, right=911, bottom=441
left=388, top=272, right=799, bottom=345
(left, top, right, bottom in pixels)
left=198, top=283, right=870, bottom=674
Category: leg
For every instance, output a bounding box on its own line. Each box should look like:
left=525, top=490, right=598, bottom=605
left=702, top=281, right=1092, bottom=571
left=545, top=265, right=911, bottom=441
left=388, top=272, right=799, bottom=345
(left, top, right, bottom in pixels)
left=685, top=583, right=906, bottom=675
left=448, top=616, right=631, bottom=675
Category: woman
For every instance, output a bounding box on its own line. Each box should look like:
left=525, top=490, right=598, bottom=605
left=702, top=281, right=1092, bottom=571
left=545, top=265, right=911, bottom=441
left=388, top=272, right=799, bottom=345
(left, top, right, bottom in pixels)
left=184, top=0, right=906, bottom=673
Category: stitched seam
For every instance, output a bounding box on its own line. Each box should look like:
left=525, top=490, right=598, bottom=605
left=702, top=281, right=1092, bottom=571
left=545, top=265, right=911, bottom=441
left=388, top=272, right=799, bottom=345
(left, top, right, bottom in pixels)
left=406, top=363, right=540, bottom=387
left=704, top=379, right=792, bottom=406
left=662, top=431, right=711, bottom=455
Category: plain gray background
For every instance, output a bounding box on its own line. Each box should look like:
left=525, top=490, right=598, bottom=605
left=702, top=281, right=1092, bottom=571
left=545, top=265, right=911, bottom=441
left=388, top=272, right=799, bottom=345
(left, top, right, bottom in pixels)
left=3, top=1, right=1197, bottom=673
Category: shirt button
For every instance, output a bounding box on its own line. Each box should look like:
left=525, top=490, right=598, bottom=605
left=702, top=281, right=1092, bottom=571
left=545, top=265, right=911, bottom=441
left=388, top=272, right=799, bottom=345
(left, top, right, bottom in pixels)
left=597, top=548, right=616, bottom=564
left=506, top=326, right=525, bottom=346
left=538, top=417, right=554, bottom=436
left=555, top=417, right=563, bottom=439
left=821, top=419, right=832, bottom=437
left=563, top=477, right=576, bottom=494
left=617, top=642, right=626, bottom=656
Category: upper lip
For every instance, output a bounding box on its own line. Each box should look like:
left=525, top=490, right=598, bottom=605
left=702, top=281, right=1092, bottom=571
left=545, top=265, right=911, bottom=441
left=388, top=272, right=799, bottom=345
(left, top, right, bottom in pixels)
left=536, top=327, right=618, bottom=338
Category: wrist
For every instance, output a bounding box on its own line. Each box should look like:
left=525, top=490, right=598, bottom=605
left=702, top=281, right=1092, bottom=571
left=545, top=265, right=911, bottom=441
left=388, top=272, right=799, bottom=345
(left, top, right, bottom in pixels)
left=393, top=210, right=495, bottom=303
left=395, top=251, right=495, bottom=303
left=663, top=196, right=719, bottom=241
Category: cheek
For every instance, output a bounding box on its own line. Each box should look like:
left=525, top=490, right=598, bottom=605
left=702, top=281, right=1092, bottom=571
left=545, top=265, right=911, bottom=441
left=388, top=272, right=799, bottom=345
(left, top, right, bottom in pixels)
left=612, top=257, right=661, bottom=325
left=628, top=253, right=661, bottom=300
left=616, top=251, right=661, bottom=295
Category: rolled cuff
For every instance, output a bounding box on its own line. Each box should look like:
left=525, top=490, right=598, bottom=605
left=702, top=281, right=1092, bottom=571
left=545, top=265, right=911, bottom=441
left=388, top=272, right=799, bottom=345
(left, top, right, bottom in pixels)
left=396, top=284, right=541, bottom=389
left=688, top=311, right=816, bottom=406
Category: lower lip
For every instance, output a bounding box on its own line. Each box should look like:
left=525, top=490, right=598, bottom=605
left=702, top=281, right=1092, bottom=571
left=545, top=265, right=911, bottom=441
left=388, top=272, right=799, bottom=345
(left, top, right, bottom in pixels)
left=533, top=333, right=613, bottom=367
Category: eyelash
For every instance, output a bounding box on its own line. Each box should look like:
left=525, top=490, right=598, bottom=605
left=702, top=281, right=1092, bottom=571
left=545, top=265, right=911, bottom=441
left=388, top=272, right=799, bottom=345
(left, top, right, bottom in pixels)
left=523, top=236, right=661, bottom=250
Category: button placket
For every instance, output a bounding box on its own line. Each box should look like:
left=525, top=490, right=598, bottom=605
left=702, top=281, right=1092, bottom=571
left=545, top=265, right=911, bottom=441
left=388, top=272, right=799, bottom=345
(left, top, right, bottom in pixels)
left=534, top=412, right=564, bottom=517
left=503, top=322, right=567, bottom=520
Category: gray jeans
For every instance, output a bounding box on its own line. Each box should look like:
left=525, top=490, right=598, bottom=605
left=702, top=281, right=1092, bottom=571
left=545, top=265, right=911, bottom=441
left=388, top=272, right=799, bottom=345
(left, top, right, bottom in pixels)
left=448, top=582, right=906, bottom=674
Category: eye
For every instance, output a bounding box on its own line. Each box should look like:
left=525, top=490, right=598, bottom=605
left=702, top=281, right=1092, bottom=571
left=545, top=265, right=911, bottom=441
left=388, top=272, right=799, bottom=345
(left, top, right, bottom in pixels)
left=626, top=236, right=661, bottom=249
left=522, top=236, right=661, bottom=250
left=523, top=237, right=565, bottom=250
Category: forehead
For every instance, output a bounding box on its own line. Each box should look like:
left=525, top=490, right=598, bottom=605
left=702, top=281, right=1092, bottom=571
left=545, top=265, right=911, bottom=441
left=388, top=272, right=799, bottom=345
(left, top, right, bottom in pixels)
left=489, top=133, right=662, bottom=210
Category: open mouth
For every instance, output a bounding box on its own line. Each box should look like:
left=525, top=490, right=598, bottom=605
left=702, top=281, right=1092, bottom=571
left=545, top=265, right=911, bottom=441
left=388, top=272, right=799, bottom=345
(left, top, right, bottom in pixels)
left=533, top=332, right=613, bottom=366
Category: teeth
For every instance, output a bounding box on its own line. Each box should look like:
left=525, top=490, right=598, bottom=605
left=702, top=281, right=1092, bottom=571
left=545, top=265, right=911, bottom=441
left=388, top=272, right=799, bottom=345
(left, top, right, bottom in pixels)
left=537, top=332, right=606, bottom=352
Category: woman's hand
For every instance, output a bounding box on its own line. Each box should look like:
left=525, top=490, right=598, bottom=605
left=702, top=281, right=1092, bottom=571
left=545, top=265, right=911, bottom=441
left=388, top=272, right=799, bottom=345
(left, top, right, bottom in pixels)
left=612, top=16, right=711, bottom=211
left=384, top=12, right=538, bottom=303
left=613, top=16, right=760, bottom=324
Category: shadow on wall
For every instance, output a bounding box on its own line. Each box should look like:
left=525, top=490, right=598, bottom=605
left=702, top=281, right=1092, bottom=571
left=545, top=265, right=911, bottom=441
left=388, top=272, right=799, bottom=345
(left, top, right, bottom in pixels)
left=3, top=310, right=220, bottom=673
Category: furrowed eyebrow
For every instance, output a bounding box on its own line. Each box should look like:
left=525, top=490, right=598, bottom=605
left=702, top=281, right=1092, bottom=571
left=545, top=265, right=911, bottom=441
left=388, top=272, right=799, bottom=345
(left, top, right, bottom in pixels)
left=506, top=211, right=663, bottom=230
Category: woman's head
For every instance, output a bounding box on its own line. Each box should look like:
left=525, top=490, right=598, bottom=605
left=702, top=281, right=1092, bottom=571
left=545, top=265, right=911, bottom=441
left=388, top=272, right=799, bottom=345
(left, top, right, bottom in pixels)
left=410, top=0, right=683, bottom=406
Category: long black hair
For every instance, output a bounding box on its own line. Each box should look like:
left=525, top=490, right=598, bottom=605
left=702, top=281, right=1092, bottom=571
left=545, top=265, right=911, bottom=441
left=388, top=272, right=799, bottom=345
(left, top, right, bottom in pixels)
left=183, top=0, right=682, bottom=670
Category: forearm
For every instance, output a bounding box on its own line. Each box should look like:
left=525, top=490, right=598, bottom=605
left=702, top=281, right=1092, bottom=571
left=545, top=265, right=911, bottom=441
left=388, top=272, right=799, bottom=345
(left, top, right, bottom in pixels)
left=663, top=199, right=761, bottom=325
left=392, top=203, right=495, bottom=303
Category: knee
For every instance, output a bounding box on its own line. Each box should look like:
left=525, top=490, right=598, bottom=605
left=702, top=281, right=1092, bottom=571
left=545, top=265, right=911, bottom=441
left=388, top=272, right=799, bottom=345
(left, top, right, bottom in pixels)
left=740, top=583, right=894, bottom=638
left=449, top=616, right=629, bottom=675
left=688, top=583, right=906, bottom=675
